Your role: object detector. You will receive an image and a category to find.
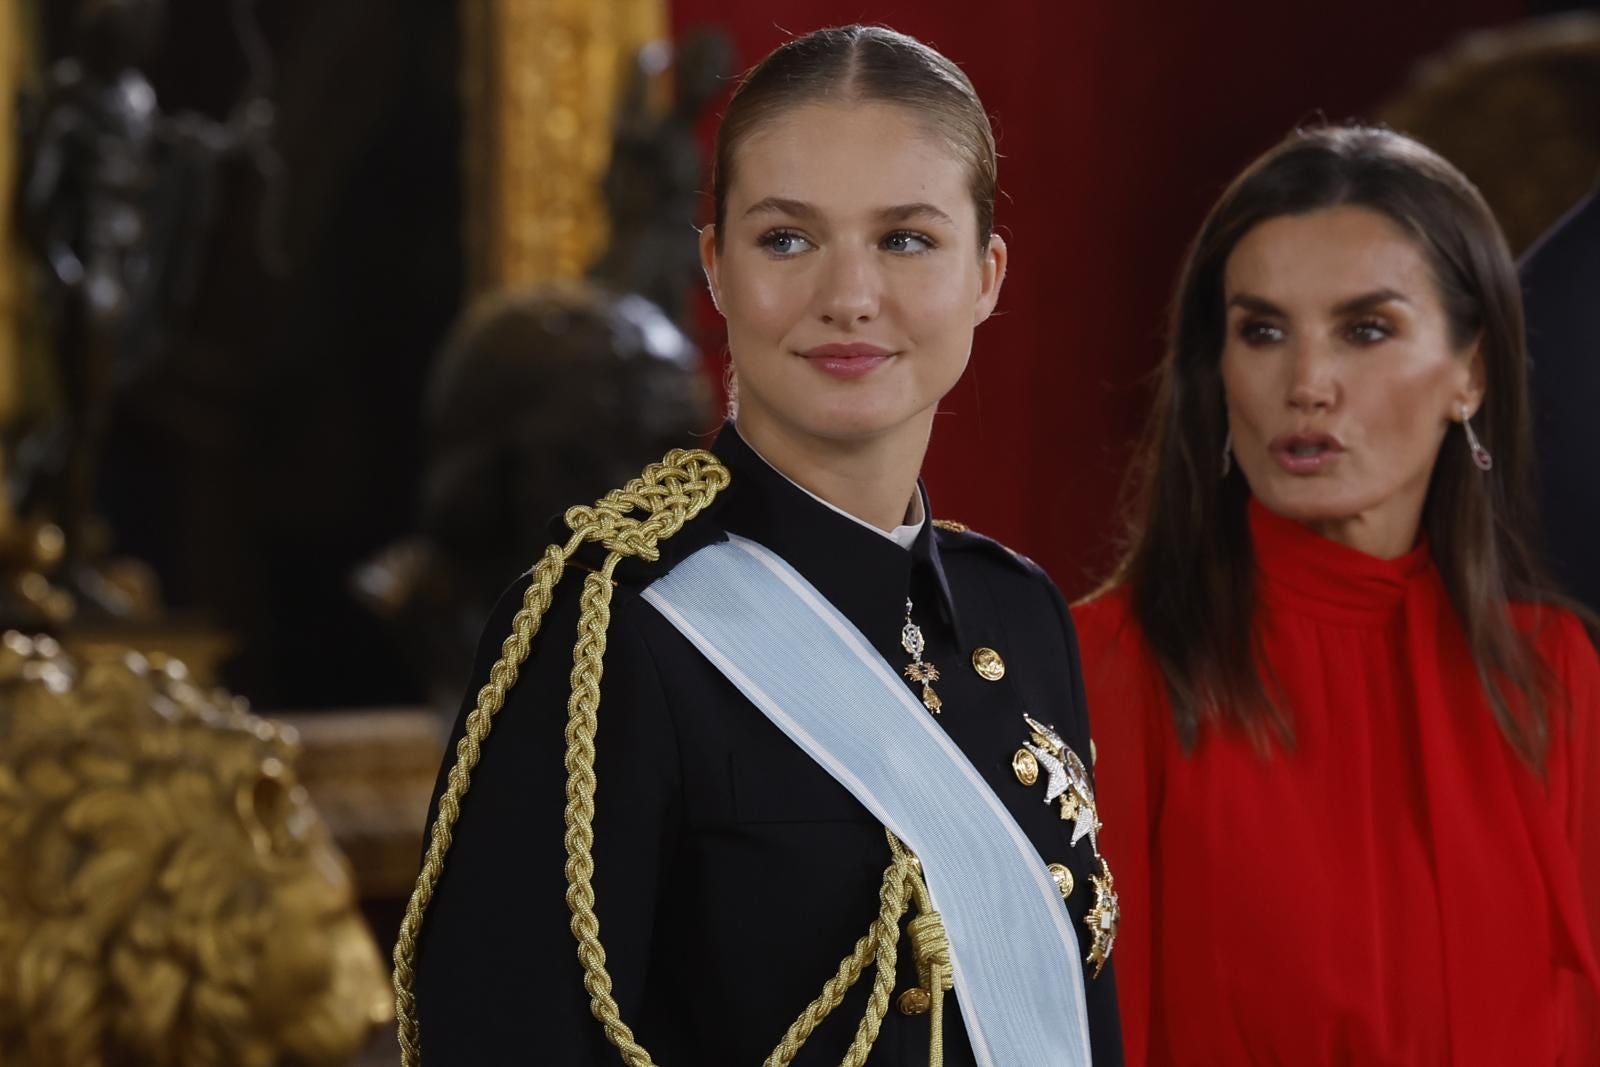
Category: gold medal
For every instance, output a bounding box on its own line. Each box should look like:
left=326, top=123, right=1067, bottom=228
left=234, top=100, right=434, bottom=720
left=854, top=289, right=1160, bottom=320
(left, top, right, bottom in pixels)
left=1085, top=857, right=1119, bottom=978
left=901, top=599, right=941, bottom=714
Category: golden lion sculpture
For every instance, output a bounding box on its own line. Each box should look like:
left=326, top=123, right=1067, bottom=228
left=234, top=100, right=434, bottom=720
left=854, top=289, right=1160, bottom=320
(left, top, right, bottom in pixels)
left=0, top=632, right=391, bottom=1066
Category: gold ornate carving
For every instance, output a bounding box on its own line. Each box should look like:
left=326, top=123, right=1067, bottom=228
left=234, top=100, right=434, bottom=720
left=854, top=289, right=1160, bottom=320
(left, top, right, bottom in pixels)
left=0, top=0, right=31, bottom=432
left=462, top=0, right=667, bottom=294
left=0, top=633, right=391, bottom=1066
left=0, top=0, right=42, bottom=520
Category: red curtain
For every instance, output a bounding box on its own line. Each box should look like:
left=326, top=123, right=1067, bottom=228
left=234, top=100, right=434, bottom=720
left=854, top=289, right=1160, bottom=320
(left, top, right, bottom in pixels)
left=669, top=1, right=1522, bottom=596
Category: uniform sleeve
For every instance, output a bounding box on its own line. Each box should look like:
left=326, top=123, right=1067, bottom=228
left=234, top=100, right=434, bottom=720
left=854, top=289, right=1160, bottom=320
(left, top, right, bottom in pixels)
left=413, top=574, right=682, bottom=1065
left=1070, top=593, right=1167, bottom=1067
left=1557, top=617, right=1600, bottom=1064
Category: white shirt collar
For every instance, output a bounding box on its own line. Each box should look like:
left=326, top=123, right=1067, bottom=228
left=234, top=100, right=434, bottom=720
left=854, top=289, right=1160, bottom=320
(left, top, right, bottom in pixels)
left=739, top=430, right=927, bottom=551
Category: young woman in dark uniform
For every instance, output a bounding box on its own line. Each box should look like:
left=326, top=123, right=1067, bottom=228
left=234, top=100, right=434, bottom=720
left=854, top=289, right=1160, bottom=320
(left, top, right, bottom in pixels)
left=395, top=25, right=1123, bottom=1067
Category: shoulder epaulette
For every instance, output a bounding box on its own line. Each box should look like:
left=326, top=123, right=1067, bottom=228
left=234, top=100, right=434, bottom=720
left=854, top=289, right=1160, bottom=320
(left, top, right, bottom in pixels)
left=931, top=519, right=1043, bottom=574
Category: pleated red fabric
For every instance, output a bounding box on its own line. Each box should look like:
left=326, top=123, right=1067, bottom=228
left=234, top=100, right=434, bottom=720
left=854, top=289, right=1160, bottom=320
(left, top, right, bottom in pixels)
left=1073, top=498, right=1600, bottom=1066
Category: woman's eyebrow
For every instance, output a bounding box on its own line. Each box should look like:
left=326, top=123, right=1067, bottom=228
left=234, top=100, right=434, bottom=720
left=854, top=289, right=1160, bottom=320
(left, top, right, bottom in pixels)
left=742, top=196, right=816, bottom=220
left=876, top=202, right=956, bottom=227
left=738, top=198, right=957, bottom=228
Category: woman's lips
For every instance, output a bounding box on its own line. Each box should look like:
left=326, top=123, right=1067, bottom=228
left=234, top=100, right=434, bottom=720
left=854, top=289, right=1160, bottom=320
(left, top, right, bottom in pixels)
left=1268, top=432, right=1346, bottom=475
left=800, top=342, right=894, bottom=380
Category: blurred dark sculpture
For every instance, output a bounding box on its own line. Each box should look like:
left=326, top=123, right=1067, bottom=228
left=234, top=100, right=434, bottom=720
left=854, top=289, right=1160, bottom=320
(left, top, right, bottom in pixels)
left=1522, top=187, right=1600, bottom=614
left=1379, top=13, right=1600, bottom=256
left=589, top=28, right=733, bottom=327
left=354, top=34, right=728, bottom=709
left=1384, top=15, right=1600, bottom=614
left=9, top=0, right=279, bottom=622
left=0, top=632, right=391, bottom=1066
left=355, top=286, right=710, bottom=709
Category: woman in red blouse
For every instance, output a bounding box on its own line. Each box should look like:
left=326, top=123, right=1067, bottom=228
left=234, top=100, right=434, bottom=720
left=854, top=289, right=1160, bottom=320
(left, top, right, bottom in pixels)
left=1073, top=125, right=1600, bottom=1066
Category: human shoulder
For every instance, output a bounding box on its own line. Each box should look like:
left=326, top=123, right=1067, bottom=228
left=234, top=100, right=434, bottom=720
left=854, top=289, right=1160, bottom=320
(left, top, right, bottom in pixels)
left=1068, top=580, right=1140, bottom=643
left=1069, top=584, right=1134, bottom=631
left=476, top=552, right=683, bottom=686
left=1512, top=600, right=1600, bottom=686
left=555, top=487, right=732, bottom=592
left=931, top=518, right=1053, bottom=585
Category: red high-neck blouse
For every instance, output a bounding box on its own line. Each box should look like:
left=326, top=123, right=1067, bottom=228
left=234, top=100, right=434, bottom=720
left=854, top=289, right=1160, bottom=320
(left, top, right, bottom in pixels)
left=1072, top=499, right=1600, bottom=1066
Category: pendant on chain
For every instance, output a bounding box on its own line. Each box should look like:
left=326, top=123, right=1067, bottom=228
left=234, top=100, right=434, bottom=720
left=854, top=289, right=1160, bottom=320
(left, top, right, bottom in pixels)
left=901, top=598, right=942, bottom=714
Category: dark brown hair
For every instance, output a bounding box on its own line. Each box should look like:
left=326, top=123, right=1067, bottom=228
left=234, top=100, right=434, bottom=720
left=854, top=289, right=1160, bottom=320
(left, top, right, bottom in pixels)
left=711, top=25, right=998, bottom=253
left=1114, top=123, right=1584, bottom=765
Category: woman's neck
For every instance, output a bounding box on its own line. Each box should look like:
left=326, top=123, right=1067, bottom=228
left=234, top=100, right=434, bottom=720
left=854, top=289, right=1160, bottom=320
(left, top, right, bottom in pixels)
left=734, top=413, right=928, bottom=533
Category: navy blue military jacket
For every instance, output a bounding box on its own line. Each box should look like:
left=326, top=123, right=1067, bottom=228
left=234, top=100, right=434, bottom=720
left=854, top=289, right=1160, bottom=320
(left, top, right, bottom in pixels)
left=415, top=424, right=1123, bottom=1065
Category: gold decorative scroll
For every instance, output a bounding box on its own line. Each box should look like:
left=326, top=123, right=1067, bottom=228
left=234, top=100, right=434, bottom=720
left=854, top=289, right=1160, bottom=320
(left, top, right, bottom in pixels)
left=462, top=0, right=667, bottom=295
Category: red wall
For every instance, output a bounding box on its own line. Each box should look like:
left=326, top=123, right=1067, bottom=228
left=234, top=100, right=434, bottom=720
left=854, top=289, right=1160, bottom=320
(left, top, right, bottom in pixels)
left=669, top=1, right=1523, bottom=596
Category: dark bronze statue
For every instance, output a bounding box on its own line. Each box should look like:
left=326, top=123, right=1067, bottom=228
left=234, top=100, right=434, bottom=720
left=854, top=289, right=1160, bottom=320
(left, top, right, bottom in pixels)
left=590, top=28, right=734, bottom=328
left=355, top=33, right=730, bottom=709
left=356, top=285, right=712, bottom=710
left=11, top=0, right=278, bottom=620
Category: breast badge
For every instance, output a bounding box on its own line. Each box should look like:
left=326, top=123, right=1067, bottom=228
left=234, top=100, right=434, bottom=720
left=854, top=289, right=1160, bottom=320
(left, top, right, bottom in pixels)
left=1015, top=714, right=1118, bottom=975
left=1019, top=714, right=1100, bottom=853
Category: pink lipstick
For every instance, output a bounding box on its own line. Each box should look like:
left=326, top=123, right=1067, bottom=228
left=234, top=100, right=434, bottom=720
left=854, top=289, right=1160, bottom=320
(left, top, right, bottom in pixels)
left=800, top=342, right=894, bottom=380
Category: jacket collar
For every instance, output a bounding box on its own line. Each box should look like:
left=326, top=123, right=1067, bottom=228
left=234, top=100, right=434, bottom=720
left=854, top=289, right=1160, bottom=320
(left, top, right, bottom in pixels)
left=709, top=423, right=963, bottom=656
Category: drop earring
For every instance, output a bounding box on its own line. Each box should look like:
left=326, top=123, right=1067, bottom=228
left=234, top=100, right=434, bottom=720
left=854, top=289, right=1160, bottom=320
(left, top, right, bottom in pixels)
left=1221, top=429, right=1233, bottom=478
left=1460, top=403, right=1492, bottom=472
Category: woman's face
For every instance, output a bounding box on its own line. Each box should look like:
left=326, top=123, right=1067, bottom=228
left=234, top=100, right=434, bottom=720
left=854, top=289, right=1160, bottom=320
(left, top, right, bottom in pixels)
left=701, top=102, right=1006, bottom=452
left=1219, top=205, right=1483, bottom=557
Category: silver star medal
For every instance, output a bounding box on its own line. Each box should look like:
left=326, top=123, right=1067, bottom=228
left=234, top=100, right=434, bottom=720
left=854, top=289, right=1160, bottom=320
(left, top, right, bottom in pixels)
left=1023, top=714, right=1101, bottom=853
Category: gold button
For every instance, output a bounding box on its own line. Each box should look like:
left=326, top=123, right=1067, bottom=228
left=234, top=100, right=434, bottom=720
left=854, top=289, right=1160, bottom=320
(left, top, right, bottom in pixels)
left=971, top=647, right=1006, bottom=681
left=1012, top=748, right=1039, bottom=787
left=1048, top=862, right=1075, bottom=899
left=897, top=987, right=932, bottom=1016
left=1090, top=738, right=1098, bottom=766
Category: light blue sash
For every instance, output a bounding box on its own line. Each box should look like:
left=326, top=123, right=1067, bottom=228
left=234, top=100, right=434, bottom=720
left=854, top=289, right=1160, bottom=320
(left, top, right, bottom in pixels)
left=641, top=535, right=1093, bottom=1067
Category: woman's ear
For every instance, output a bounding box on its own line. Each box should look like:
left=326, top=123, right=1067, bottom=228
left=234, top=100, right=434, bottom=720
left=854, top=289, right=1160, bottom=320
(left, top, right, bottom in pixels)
left=1453, top=338, right=1486, bottom=419
left=699, top=225, right=723, bottom=315
left=974, top=233, right=1008, bottom=326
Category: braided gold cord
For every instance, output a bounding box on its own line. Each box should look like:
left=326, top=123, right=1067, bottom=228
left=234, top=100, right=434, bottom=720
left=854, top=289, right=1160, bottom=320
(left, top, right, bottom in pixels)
left=764, top=838, right=917, bottom=1067
left=392, top=542, right=572, bottom=1061
left=392, top=448, right=955, bottom=1067
left=392, top=450, right=727, bottom=1066
left=562, top=561, right=654, bottom=1063
left=835, top=852, right=916, bottom=1067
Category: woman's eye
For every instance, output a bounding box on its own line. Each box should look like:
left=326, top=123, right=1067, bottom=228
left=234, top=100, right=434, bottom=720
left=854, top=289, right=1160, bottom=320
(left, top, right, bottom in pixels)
left=758, top=230, right=813, bottom=257
left=1348, top=319, right=1392, bottom=345
left=1239, top=321, right=1284, bottom=345
left=882, top=230, right=934, bottom=254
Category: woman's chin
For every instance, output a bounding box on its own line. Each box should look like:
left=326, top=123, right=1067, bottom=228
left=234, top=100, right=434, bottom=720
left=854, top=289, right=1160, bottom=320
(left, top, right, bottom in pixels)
left=746, top=392, right=931, bottom=446
left=1247, top=480, right=1373, bottom=528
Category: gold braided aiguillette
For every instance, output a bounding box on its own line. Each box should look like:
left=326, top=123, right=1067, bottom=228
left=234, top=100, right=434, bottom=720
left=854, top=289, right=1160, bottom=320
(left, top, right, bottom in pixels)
left=392, top=448, right=955, bottom=1067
